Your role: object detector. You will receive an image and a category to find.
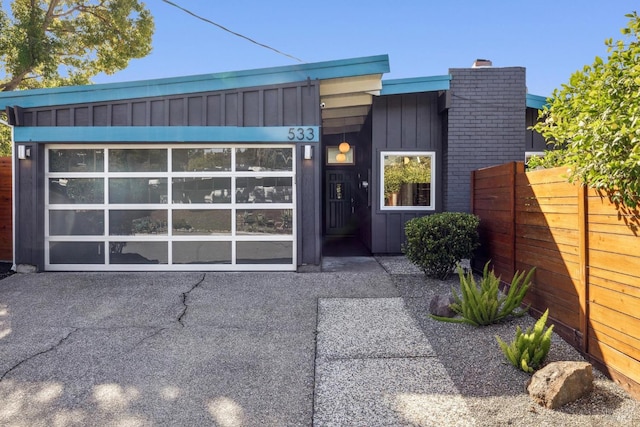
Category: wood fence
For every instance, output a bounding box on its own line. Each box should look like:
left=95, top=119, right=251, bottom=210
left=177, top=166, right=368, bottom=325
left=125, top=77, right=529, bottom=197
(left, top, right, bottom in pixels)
left=0, top=157, right=11, bottom=261
left=472, top=162, right=640, bottom=399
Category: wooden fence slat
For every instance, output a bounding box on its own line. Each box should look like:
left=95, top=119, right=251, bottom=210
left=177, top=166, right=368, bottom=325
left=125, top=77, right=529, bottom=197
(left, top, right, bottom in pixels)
left=590, top=249, right=640, bottom=277
left=590, top=285, right=640, bottom=321
left=516, top=224, right=579, bottom=247
left=520, top=166, right=572, bottom=184
left=589, top=320, right=640, bottom=367
left=588, top=340, right=640, bottom=386
left=518, top=181, right=580, bottom=198
left=589, top=267, right=640, bottom=291
left=588, top=221, right=639, bottom=237
left=588, top=231, right=640, bottom=254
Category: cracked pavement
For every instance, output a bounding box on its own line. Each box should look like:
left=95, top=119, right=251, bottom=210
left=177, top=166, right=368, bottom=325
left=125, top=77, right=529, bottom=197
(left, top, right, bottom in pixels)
left=0, top=270, right=398, bottom=426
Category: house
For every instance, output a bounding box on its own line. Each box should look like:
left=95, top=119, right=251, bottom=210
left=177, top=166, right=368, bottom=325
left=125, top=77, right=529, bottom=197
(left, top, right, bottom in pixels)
left=0, top=55, right=547, bottom=272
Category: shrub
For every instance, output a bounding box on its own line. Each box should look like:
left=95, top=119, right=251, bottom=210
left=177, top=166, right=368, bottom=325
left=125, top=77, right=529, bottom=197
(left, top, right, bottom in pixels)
left=496, top=309, right=554, bottom=373
left=432, top=262, right=534, bottom=326
left=403, top=212, right=480, bottom=279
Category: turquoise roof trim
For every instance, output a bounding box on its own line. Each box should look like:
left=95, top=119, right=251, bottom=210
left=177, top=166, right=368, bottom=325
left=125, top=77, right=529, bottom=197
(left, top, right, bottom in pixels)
left=526, top=94, right=548, bottom=110
left=0, top=55, right=390, bottom=109
left=381, top=75, right=451, bottom=95
left=14, top=126, right=320, bottom=143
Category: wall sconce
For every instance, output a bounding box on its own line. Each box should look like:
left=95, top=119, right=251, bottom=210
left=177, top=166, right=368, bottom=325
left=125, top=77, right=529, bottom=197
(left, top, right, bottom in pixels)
left=17, top=145, right=30, bottom=160
left=303, top=145, right=313, bottom=160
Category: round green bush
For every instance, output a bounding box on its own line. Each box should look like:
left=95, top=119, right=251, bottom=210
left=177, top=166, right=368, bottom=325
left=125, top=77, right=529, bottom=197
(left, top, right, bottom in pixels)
left=403, top=212, right=480, bottom=279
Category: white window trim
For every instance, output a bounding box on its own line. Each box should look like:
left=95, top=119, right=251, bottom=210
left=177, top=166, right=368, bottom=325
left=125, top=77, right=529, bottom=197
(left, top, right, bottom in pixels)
left=44, top=143, right=297, bottom=272
left=379, top=150, right=436, bottom=211
left=525, top=151, right=546, bottom=165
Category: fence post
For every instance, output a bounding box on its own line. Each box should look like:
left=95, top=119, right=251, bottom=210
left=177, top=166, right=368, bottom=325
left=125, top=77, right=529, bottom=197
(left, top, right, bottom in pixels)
left=578, top=183, right=589, bottom=353
left=511, top=162, right=523, bottom=280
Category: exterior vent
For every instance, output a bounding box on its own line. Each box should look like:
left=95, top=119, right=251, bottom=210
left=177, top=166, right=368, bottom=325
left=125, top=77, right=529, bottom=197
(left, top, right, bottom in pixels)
left=472, top=59, right=492, bottom=68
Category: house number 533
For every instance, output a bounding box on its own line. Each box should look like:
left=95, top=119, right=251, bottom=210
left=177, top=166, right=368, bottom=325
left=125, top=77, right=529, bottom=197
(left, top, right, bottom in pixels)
left=287, top=127, right=315, bottom=141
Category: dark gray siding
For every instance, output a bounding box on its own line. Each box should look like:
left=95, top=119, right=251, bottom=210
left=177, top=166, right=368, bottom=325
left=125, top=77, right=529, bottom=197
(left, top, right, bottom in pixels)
left=21, top=82, right=320, bottom=128
left=370, top=92, right=443, bottom=253
left=355, top=114, right=373, bottom=250
left=14, top=143, right=45, bottom=268
left=445, top=67, right=526, bottom=212
left=526, top=107, right=547, bottom=151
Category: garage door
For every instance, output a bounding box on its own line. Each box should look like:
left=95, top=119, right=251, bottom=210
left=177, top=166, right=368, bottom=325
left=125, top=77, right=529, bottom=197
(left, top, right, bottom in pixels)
left=45, top=144, right=296, bottom=271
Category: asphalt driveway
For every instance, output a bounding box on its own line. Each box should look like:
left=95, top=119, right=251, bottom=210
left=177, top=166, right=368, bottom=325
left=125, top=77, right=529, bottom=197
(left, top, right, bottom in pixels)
left=0, top=270, right=399, bottom=426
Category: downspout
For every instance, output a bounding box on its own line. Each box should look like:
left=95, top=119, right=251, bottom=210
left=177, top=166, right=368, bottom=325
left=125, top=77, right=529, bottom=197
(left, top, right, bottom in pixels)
left=0, top=118, right=16, bottom=272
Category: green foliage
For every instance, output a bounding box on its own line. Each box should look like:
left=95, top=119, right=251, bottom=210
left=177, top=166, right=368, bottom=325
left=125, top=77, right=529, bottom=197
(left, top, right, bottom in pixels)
left=496, top=309, right=554, bottom=373
left=525, top=149, right=567, bottom=171
left=532, top=12, right=640, bottom=208
left=403, top=212, right=479, bottom=279
left=383, top=155, right=432, bottom=197
left=0, top=0, right=155, bottom=155
left=432, top=262, right=534, bottom=326
left=0, top=0, right=154, bottom=91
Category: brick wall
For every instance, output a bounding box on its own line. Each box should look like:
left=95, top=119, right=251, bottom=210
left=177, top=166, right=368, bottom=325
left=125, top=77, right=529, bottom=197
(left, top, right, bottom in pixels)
left=445, top=67, right=526, bottom=212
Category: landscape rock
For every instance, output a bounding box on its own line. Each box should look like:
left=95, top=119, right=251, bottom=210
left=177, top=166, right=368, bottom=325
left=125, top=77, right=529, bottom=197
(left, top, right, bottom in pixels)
left=429, top=294, right=456, bottom=318
left=16, top=263, right=37, bottom=274
left=527, top=361, right=594, bottom=409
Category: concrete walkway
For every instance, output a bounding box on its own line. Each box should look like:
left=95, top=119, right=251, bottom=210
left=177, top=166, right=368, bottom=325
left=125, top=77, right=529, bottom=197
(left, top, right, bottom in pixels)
left=0, top=260, right=445, bottom=426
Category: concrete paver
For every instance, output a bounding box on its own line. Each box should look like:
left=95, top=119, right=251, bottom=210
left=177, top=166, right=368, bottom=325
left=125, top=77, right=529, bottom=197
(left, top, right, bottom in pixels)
left=314, top=297, right=474, bottom=426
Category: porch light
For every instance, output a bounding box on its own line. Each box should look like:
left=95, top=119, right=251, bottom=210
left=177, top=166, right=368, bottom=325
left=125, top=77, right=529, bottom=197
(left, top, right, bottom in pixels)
left=303, top=144, right=313, bottom=160
left=17, top=145, right=30, bottom=160
left=335, top=153, right=347, bottom=163
left=338, top=141, right=350, bottom=153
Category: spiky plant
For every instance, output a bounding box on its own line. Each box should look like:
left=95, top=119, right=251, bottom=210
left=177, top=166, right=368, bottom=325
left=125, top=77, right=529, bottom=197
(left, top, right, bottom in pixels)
left=496, top=309, right=554, bottom=373
left=431, top=261, right=534, bottom=326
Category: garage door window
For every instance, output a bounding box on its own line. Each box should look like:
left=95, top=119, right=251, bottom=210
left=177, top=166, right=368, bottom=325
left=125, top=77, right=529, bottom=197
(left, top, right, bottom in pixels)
left=45, top=144, right=296, bottom=271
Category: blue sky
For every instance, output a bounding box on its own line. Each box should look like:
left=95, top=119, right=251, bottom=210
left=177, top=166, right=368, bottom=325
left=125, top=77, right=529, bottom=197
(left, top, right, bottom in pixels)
left=93, top=1, right=639, bottom=97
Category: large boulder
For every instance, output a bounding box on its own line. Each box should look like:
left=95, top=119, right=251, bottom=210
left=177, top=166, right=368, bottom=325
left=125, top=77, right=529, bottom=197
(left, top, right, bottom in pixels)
left=527, top=361, right=594, bottom=409
left=429, top=294, right=456, bottom=318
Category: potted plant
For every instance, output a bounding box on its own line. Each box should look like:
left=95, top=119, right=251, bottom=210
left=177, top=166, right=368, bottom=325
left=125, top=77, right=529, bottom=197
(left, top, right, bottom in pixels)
left=384, top=164, right=403, bottom=206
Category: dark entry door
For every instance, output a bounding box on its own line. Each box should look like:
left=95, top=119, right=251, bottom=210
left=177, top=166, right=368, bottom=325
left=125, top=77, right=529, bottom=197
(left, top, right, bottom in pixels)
left=325, top=170, right=355, bottom=235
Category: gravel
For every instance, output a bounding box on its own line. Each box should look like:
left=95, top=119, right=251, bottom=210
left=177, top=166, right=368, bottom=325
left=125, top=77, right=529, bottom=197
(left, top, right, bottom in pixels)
left=381, top=257, right=640, bottom=426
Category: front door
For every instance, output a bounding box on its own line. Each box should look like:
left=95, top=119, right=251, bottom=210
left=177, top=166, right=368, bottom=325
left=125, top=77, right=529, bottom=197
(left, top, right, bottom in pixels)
left=325, top=170, right=355, bottom=235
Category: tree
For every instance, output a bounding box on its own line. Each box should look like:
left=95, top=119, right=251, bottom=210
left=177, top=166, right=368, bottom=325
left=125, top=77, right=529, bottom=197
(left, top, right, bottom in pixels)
left=0, top=0, right=154, bottom=155
left=532, top=12, right=640, bottom=208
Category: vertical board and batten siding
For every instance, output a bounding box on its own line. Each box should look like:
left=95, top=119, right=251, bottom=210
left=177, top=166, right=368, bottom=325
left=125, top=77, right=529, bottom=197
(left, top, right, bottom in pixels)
left=370, top=92, right=443, bottom=253
left=20, top=82, right=319, bottom=128
left=0, top=157, right=11, bottom=261
left=472, top=162, right=640, bottom=399
left=525, top=107, right=547, bottom=152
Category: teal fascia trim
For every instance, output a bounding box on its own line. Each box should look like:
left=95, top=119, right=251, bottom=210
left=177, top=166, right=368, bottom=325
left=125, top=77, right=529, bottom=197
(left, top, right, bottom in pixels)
left=0, top=55, right=390, bottom=109
left=14, top=126, right=320, bottom=143
left=526, top=94, right=549, bottom=110
left=381, top=75, right=451, bottom=95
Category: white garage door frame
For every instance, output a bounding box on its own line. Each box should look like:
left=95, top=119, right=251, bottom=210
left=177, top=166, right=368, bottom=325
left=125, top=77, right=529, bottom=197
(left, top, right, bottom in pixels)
left=44, top=143, right=297, bottom=271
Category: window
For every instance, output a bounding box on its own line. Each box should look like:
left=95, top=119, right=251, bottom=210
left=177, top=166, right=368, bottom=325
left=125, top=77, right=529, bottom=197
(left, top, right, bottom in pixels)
left=380, top=151, right=435, bottom=210
left=525, top=151, right=545, bottom=170
left=45, top=144, right=296, bottom=271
